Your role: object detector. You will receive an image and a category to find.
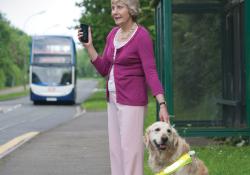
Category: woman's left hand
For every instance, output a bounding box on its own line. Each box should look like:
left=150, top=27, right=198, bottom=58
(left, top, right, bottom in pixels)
left=159, top=105, right=170, bottom=123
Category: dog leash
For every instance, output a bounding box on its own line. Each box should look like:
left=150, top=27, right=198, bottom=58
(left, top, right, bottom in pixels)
left=155, top=150, right=195, bottom=175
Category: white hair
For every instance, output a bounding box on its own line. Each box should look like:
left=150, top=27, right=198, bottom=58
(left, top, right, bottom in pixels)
left=111, top=0, right=140, bottom=20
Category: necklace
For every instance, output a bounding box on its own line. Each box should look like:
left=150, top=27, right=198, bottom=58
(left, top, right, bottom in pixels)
left=118, top=23, right=137, bottom=42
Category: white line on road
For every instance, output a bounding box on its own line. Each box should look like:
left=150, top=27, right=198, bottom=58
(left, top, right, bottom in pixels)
left=74, top=106, right=86, bottom=118
left=0, top=104, right=22, bottom=114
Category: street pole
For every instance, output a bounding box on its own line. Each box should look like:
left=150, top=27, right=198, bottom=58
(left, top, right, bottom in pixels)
left=22, top=10, right=46, bottom=91
left=42, top=24, right=60, bottom=34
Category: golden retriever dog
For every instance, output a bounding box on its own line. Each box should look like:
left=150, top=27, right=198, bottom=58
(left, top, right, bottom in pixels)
left=144, top=121, right=208, bottom=175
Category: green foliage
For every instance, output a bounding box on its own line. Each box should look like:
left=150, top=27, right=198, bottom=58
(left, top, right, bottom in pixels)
left=76, top=0, right=155, bottom=52
left=76, top=0, right=114, bottom=53
left=138, top=1, right=155, bottom=38
left=0, top=69, right=6, bottom=88
left=77, top=48, right=98, bottom=77
left=0, top=13, right=30, bottom=88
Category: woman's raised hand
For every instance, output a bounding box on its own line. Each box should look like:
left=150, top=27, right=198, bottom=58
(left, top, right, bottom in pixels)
left=78, top=26, right=93, bottom=48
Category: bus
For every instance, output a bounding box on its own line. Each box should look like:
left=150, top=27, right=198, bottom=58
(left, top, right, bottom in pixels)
left=29, top=35, right=77, bottom=104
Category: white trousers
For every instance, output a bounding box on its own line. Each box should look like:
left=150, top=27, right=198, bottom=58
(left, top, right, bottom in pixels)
left=107, top=92, right=146, bottom=175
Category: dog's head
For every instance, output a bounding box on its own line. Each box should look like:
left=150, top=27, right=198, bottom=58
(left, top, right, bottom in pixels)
left=144, top=121, right=179, bottom=152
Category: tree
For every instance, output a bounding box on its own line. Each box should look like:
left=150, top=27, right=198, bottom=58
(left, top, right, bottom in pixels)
left=76, top=0, right=155, bottom=53
left=0, top=13, right=30, bottom=88
left=77, top=49, right=98, bottom=77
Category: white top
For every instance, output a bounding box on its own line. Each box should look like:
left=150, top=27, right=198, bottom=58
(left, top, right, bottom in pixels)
left=108, top=26, right=138, bottom=92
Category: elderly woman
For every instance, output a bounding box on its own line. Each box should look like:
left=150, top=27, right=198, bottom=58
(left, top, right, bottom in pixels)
left=78, top=0, right=169, bottom=174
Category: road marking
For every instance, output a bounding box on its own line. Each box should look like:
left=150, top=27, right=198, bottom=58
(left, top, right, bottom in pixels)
left=0, top=104, right=22, bottom=114
left=74, top=106, right=86, bottom=118
left=0, top=131, right=39, bottom=159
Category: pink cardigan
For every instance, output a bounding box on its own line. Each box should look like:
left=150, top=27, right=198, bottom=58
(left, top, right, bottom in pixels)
left=92, top=26, right=164, bottom=106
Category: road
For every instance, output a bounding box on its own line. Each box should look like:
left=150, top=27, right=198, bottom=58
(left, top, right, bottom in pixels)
left=0, top=79, right=98, bottom=145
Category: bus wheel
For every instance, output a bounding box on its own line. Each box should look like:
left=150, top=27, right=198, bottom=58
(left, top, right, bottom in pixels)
left=33, top=101, right=41, bottom=105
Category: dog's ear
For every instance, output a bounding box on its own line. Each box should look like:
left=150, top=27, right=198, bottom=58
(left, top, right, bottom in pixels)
left=172, top=127, right=179, bottom=147
left=144, top=128, right=150, bottom=148
left=173, top=135, right=179, bottom=147
left=144, top=128, right=156, bottom=154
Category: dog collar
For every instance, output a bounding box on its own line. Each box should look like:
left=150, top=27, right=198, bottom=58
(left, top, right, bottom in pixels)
left=155, top=151, right=195, bottom=175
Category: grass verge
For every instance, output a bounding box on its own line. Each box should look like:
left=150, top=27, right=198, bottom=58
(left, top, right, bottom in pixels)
left=0, top=91, right=28, bottom=101
left=81, top=78, right=106, bottom=111
left=81, top=90, right=107, bottom=111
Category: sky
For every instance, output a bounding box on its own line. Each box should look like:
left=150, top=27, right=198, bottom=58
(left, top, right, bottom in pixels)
left=0, top=0, right=83, bottom=45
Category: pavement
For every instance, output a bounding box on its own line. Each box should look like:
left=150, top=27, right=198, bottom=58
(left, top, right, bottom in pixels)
left=0, top=111, right=111, bottom=175
left=0, top=109, right=217, bottom=175
left=0, top=86, right=215, bottom=175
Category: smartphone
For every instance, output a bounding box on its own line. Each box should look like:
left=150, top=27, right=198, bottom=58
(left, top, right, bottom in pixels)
left=80, top=24, right=89, bottom=43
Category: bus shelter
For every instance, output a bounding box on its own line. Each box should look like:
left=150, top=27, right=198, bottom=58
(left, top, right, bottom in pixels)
left=151, top=0, right=250, bottom=136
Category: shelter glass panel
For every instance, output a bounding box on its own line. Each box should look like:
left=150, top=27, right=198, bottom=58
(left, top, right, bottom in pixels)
left=172, top=12, right=223, bottom=128
left=171, top=0, right=246, bottom=129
